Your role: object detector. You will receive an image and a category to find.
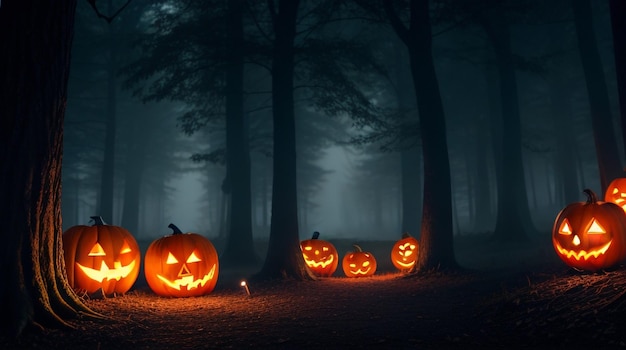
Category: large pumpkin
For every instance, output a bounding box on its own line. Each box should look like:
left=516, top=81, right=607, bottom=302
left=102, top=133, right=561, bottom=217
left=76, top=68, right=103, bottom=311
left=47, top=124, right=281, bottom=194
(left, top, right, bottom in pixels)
left=552, top=189, right=626, bottom=271
left=63, top=216, right=141, bottom=296
left=144, top=224, right=219, bottom=297
left=300, top=231, right=338, bottom=277
left=390, top=232, right=419, bottom=272
left=604, top=178, right=626, bottom=213
left=342, top=244, right=377, bottom=277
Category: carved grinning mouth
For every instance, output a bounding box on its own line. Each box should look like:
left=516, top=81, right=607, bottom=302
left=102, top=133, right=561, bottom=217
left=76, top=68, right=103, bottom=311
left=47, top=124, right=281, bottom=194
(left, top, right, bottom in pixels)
left=304, top=253, right=334, bottom=268
left=349, top=267, right=371, bottom=275
left=394, top=259, right=416, bottom=268
left=77, top=260, right=136, bottom=282
left=156, top=264, right=216, bottom=291
left=555, top=240, right=612, bottom=261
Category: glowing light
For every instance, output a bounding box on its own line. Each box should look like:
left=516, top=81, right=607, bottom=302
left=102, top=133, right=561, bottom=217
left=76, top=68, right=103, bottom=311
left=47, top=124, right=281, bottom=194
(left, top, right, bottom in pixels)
left=155, top=264, right=216, bottom=291
left=554, top=240, right=612, bottom=261
left=240, top=280, right=251, bottom=296
left=77, top=260, right=136, bottom=282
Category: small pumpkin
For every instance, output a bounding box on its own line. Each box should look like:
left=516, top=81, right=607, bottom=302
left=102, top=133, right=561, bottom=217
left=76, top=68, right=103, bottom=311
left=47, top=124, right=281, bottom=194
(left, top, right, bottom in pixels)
left=144, top=223, right=219, bottom=297
left=552, top=189, right=626, bottom=271
left=390, top=232, right=419, bottom=272
left=342, top=244, right=377, bottom=277
left=62, top=216, right=140, bottom=296
left=300, top=231, right=338, bottom=277
left=604, top=178, right=626, bottom=213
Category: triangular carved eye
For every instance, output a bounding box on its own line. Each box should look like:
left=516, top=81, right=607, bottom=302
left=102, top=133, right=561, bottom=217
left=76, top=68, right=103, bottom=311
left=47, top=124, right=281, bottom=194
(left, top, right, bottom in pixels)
left=119, top=240, right=132, bottom=254
left=587, top=218, right=605, bottom=235
left=88, top=243, right=106, bottom=256
left=186, top=251, right=201, bottom=263
left=166, top=252, right=178, bottom=264
left=559, top=219, right=572, bottom=235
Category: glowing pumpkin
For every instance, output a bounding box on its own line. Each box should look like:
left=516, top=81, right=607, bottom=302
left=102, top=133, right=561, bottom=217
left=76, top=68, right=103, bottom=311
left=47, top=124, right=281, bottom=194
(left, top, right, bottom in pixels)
left=604, top=178, right=626, bottom=213
left=300, top=231, right=338, bottom=277
left=62, top=216, right=140, bottom=296
left=144, top=223, right=219, bottom=297
left=552, top=189, right=626, bottom=271
left=391, top=232, right=419, bottom=272
left=342, top=244, right=377, bottom=277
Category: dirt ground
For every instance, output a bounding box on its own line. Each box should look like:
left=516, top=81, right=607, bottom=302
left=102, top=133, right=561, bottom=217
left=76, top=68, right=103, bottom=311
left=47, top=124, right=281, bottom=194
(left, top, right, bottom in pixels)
left=4, top=236, right=626, bottom=349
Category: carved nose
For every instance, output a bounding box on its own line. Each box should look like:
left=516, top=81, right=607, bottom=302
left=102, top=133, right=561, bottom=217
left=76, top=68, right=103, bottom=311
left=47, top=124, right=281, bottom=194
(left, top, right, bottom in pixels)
left=573, top=235, right=581, bottom=246
left=178, top=264, right=191, bottom=277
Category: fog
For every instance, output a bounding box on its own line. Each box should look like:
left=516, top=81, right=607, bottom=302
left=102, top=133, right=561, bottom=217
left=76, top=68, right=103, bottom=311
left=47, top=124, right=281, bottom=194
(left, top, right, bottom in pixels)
left=61, top=0, right=619, bottom=248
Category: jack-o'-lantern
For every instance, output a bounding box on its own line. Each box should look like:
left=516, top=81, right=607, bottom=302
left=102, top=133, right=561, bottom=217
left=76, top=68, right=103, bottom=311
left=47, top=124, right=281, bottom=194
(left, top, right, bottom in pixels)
left=552, top=189, right=626, bottom=271
left=144, top=223, right=219, bottom=297
left=391, top=232, right=419, bottom=272
left=342, top=244, right=377, bottom=277
left=62, top=216, right=140, bottom=296
left=300, top=231, right=338, bottom=277
left=604, top=178, right=626, bottom=213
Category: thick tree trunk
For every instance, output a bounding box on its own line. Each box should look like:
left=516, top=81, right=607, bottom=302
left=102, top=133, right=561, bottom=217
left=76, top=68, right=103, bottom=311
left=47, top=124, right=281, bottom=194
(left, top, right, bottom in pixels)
left=394, top=39, right=422, bottom=236
left=384, top=0, right=458, bottom=271
left=255, top=0, right=313, bottom=280
left=572, top=0, right=623, bottom=191
left=0, top=0, right=100, bottom=338
left=220, top=0, right=260, bottom=267
left=481, top=15, right=535, bottom=242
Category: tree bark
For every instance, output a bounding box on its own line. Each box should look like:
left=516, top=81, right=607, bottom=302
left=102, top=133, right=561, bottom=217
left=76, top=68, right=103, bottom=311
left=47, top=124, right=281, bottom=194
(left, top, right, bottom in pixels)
left=0, top=0, right=101, bottom=338
left=572, top=0, right=623, bottom=191
left=255, top=0, right=313, bottom=280
left=220, top=0, right=260, bottom=267
left=383, top=0, right=458, bottom=271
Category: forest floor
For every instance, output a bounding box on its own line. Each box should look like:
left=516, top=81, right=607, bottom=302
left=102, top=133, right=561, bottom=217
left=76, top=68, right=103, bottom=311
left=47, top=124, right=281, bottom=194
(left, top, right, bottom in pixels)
left=4, top=234, right=626, bottom=349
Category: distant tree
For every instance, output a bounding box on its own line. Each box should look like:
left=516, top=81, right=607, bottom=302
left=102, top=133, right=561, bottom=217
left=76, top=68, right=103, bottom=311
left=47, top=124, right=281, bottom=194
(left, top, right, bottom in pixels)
left=0, top=0, right=102, bottom=338
left=572, top=0, right=622, bottom=191
left=610, top=0, right=626, bottom=162
left=476, top=2, right=538, bottom=241
left=220, top=0, right=259, bottom=266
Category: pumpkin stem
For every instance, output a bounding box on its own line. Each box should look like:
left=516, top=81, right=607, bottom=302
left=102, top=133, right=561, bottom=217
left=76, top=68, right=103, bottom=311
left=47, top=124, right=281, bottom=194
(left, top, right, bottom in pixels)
left=90, top=216, right=106, bottom=226
left=168, top=223, right=184, bottom=235
left=583, top=189, right=598, bottom=204
left=312, top=231, right=320, bottom=240
left=352, top=244, right=363, bottom=252
left=401, top=232, right=411, bottom=239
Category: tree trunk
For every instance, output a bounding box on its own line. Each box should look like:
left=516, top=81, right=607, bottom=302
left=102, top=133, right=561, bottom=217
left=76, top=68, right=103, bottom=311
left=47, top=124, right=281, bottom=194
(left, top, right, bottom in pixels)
left=0, top=0, right=101, bottom=338
left=481, top=14, right=536, bottom=242
left=384, top=0, right=458, bottom=271
left=394, top=39, right=422, bottom=236
left=220, top=0, right=259, bottom=268
left=98, top=4, right=118, bottom=222
left=120, top=119, right=144, bottom=237
left=255, top=0, right=313, bottom=280
left=548, top=68, right=579, bottom=204
left=610, top=0, right=626, bottom=163
left=572, top=0, right=623, bottom=191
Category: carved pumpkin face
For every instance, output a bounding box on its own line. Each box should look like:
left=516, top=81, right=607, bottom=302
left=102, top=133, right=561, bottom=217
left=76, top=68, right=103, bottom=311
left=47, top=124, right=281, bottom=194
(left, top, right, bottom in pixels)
left=300, top=232, right=338, bottom=277
left=342, top=244, right=377, bottom=277
left=62, top=216, right=140, bottom=296
left=552, top=189, right=626, bottom=271
left=391, top=233, right=419, bottom=272
left=144, top=224, right=219, bottom=297
left=604, top=178, right=626, bottom=213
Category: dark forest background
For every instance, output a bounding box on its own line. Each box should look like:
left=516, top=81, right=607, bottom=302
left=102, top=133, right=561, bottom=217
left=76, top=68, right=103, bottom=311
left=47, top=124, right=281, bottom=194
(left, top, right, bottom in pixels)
left=61, top=0, right=619, bottom=242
